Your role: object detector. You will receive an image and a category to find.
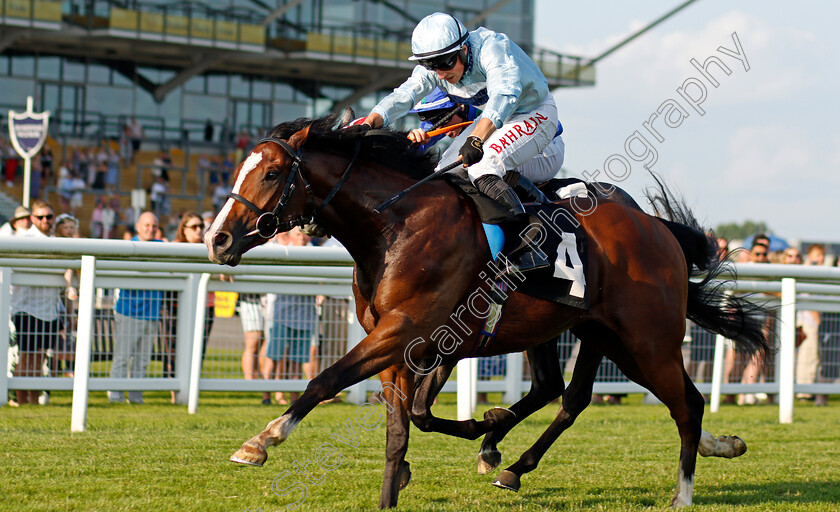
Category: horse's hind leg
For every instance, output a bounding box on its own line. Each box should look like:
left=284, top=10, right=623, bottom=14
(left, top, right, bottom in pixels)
left=378, top=365, right=414, bottom=509
left=604, top=336, right=706, bottom=507
left=409, top=363, right=516, bottom=440
left=493, top=337, right=603, bottom=492
left=478, top=339, right=566, bottom=474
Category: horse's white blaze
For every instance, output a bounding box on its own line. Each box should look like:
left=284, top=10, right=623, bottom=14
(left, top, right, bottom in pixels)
left=204, top=151, right=263, bottom=245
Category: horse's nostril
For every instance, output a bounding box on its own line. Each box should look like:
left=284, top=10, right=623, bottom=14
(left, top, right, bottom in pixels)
left=213, top=231, right=233, bottom=250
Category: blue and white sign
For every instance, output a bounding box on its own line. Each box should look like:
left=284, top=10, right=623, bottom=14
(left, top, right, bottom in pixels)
left=8, top=97, right=50, bottom=159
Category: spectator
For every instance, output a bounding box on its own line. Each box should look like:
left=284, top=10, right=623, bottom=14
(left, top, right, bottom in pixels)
left=150, top=175, right=170, bottom=221
left=91, top=161, right=107, bottom=190
left=209, top=156, right=222, bottom=186
left=90, top=198, right=105, bottom=238
left=0, top=206, right=31, bottom=236
left=10, top=200, right=62, bottom=404
left=56, top=166, right=74, bottom=213
left=204, top=119, right=214, bottom=142
left=212, top=179, right=228, bottom=213
left=197, top=154, right=214, bottom=185
left=108, top=212, right=164, bottom=404
left=127, top=116, right=144, bottom=164
left=101, top=198, right=117, bottom=239
left=262, top=228, right=318, bottom=405
left=235, top=129, right=251, bottom=163
left=716, top=237, right=729, bottom=261
left=121, top=201, right=136, bottom=233
left=29, top=159, right=42, bottom=200
left=96, top=144, right=108, bottom=170
left=221, top=154, right=234, bottom=185
left=54, top=213, right=80, bottom=377
left=105, top=147, right=120, bottom=190
left=159, top=212, right=216, bottom=403
left=68, top=170, right=86, bottom=214
left=85, top=148, right=97, bottom=187
left=723, top=240, right=771, bottom=405
left=160, top=150, right=172, bottom=182
left=238, top=290, right=269, bottom=404
left=797, top=244, right=825, bottom=403
left=40, top=145, right=53, bottom=185
left=201, top=211, right=215, bottom=233
left=4, top=137, right=19, bottom=187
left=783, top=247, right=803, bottom=265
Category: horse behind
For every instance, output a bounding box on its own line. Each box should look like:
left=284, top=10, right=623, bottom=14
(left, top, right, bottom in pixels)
left=204, top=115, right=771, bottom=508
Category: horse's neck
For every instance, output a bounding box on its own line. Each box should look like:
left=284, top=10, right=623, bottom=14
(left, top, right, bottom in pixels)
left=310, top=153, right=448, bottom=269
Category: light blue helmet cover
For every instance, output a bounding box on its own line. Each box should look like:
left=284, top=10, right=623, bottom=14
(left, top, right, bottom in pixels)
left=408, top=12, right=468, bottom=61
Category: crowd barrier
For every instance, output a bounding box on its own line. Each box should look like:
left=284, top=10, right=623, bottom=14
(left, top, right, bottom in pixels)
left=1, top=238, right=839, bottom=430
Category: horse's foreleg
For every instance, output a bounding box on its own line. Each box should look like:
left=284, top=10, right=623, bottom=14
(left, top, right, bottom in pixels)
left=378, top=365, right=414, bottom=509
left=493, top=341, right=602, bottom=492
left=230, top=329, right=406, bottom=466
left=478, top=339, right=566, bottom=474
left=409, top=363, right=516, bottom=440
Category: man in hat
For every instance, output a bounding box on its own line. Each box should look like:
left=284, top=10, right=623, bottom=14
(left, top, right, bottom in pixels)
left=0, top=206, right=32, bottom=236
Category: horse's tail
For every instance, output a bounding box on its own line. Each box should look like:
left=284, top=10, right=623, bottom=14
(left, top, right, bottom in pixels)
left=645, top=175, right=774, bottom=357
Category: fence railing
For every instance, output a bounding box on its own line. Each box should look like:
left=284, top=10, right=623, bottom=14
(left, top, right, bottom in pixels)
left=1, top=238, right=839, bottom=430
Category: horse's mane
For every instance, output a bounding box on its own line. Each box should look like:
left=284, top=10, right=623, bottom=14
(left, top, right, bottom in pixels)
left=265, top=114, right=438, bottom=180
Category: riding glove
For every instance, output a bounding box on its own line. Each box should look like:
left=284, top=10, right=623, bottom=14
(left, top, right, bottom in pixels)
left=459, top=136, right=484, bottom=166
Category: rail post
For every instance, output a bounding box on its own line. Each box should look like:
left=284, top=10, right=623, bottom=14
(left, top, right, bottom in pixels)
left=779, top=278, right=797, bottom=424
left=71, top=255, right=96, bottom=432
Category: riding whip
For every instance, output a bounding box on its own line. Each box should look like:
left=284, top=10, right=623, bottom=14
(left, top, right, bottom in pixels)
left=374, top=159, right=464, bottom=213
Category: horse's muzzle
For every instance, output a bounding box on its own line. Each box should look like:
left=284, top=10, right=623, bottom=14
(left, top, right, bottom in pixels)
left=206, top=230, right=241, bottom=266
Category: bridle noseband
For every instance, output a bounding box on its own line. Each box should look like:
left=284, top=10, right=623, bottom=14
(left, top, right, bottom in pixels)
left=226, top=135, right=361, bottom=238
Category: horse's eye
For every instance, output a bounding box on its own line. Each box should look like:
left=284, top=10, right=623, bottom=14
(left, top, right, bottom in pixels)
left=265, top=170, right=280, bottom=181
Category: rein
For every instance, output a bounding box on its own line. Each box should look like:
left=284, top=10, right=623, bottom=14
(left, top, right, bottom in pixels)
left=227, top=136, right=362, bottom=238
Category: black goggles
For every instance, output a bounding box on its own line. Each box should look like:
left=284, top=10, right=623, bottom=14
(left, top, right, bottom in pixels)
left=419, top=51, right=460, bottom=71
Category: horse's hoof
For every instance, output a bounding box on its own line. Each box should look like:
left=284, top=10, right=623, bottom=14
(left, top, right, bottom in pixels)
left=230, top=441, right=267, bottom=466
left=398, top=461, right=412, bottom=490
left=492, top=470, right=520, bottom=492
left=728, top=435, right=747, bottom=457
left=484, top=407, right=516, bottom=427
left=477, top=448, right=501, bottom=474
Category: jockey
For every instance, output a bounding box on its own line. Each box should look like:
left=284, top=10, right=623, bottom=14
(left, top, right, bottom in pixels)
left=409, top=87, right=565, bottom=203
left=360, top=12, right=560, bottom=272
left=408, top=87, right=480, bottom=153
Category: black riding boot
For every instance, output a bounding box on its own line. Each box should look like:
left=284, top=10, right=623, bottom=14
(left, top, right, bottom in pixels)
left=504, top=171, right=548, bottom=204
left=474, top=174, right=550, bottom=273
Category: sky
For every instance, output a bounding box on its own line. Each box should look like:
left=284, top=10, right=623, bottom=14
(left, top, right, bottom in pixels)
left=533, top=0, right=839, bottom=243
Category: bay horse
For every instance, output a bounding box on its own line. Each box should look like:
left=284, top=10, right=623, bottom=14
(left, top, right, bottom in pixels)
left=204, top=115, right=771, bottom=508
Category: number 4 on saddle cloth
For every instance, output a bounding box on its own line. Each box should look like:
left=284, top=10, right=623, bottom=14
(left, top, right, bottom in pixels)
left=446, top=171, right=589, bottom=313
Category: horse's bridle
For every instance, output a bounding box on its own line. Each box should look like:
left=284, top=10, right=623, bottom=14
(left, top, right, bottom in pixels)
left=226, top=135, right=361, bottom=238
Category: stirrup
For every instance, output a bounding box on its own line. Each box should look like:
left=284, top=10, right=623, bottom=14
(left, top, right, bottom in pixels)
left=493, top=250, right=550, bottom=281
left=510, top=250, right=550, bottom=272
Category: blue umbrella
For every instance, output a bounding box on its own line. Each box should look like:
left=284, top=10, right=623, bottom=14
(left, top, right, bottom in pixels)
left=742, top=233, right=789, bottom=252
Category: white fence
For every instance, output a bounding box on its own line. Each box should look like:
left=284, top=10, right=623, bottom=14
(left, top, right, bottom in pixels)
left=2, top=237, right=840, bottom=430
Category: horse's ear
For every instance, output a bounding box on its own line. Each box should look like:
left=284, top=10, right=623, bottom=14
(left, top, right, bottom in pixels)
left=339, top=107, right=356, bottom=127
left=288, top=124, right=312, bottom=149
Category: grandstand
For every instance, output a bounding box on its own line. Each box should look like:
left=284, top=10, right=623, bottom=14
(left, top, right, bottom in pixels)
left=0, top=0, right=596, bottom=235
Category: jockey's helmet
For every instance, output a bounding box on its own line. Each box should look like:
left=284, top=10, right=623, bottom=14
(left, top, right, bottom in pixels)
left=409, top=12, right=468, bottom=66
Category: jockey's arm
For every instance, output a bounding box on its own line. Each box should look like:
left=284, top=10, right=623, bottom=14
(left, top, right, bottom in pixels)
left=363, top=112, right=384, bottom=129
left=468, top=117, right=496, bottom=143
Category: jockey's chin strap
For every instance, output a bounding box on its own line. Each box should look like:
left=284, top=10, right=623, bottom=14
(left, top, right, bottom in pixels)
left=227, top=136, right=362, bottom=239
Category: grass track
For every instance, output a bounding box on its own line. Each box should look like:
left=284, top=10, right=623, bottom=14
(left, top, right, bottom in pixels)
left=2, top=392, right=839, bottom=511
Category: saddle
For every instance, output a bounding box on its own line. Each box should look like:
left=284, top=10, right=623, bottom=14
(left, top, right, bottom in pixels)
left=444, top=170, right=589, bottom=310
